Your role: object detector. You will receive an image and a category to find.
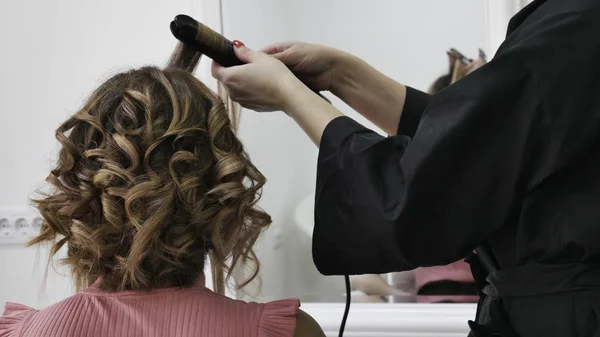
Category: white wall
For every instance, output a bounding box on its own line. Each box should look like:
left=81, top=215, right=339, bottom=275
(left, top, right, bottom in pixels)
left=0, top=0, right=487, bottom=309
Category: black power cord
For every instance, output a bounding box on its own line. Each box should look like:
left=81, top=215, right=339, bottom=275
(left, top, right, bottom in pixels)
left=339, top=275, right=351, bottom=337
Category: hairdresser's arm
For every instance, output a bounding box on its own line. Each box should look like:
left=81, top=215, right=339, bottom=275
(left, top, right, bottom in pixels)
left=283, top=81, right=344, bottom=146
left=281, top=74, right=430, bottom=147
left=330, top=54, right=426, bottom=136
left=264, top=42, right=431, bottom=136
left=212, top=43, right=424, bottom=144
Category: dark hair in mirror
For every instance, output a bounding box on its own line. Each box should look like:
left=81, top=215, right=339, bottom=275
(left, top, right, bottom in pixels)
left=429, top=74, right=452, bottom=94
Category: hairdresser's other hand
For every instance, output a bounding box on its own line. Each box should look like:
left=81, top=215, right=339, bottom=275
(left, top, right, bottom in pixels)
left=261, top=42, right=348, bottom=92
left=212, top=41, right=302, bottom=112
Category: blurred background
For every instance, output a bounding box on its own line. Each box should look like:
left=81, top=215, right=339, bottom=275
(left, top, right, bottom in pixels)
left=0, top=0, right=487, bottom=308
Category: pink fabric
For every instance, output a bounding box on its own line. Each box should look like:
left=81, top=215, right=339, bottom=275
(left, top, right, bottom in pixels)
left=0, top=275, right=300, bottom=337
left=415, top=294, right=478, bottom=303
left=415, top=260, right=478, bottom=303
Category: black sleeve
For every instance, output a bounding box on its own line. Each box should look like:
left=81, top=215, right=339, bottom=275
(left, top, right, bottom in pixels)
left=312, top=49, right=544, bottom=275
left=397, top=86, right=431, bottom=137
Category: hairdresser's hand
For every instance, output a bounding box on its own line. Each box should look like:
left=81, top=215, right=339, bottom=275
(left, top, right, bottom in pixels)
left=212, top=41, right=303, bottom=112
left=261, top=42, right=349, bottom=92
left=213, top=41, right=345, bottom=146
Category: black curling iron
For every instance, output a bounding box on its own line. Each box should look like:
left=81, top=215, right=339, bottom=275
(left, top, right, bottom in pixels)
left=170, top=14, right=331, bottom=104
left=447, top=48, right=471, bottom=65
left=170, top=14, right=242, bottom=67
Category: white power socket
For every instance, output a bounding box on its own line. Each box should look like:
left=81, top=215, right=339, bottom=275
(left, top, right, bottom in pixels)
left=0, top=208, right=43, bottom=246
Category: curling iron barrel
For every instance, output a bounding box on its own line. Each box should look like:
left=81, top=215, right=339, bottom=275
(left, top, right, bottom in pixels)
left=170, top=14, right=243, bottom=67
left=170, top=14, right=331, bottom=104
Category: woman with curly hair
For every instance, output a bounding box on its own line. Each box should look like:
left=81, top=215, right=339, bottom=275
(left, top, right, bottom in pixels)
left=0, top=43, right=324, bottom=337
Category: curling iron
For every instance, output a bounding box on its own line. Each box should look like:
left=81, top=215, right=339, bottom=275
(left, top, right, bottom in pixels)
left=170, top=14, right=242, bottom=67
left=170, top=14, right=331, bottom=104
left=447, top=48, right=471, bottom=65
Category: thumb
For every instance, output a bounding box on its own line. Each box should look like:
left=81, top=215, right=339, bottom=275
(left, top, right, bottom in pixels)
left=260, top=42, right=288, bottom=55
left=270, top=49, right=298, bottom=68
left=233, top=40, right=259, bottom=63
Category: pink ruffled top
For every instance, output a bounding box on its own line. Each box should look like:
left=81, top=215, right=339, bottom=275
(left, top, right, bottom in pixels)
left=0, top=274, right=300, bottom=337
left=415, top=260, right=478, bottom=303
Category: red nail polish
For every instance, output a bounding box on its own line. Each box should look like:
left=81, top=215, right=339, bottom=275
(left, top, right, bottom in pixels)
left=232, top=40, right=245, bottom=48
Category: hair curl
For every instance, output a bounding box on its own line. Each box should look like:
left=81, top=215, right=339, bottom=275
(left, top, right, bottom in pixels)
left=30, top=44, right=271, bottom=294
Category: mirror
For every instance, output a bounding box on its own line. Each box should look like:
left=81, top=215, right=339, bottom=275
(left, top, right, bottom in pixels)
left=225, top=0, right=488, bottom=304
left=219, top=0, right=529, bottom=334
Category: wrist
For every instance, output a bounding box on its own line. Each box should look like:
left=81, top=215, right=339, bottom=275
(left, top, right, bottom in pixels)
left=280, top=79, right=344, bottom=146
left=330, top=52, right=362, bottom=97
left=281, top=78, right=315, bottom=114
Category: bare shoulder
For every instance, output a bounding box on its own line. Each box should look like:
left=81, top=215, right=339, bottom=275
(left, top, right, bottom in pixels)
left=294, top=309, right=326, bottom=337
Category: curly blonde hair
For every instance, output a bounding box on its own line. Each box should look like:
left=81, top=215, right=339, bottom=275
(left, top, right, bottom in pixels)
left=30, top=44, right=271, bottom=294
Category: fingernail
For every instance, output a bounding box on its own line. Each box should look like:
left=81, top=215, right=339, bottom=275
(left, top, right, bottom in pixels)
left=233, top=40, right=245, bottom=48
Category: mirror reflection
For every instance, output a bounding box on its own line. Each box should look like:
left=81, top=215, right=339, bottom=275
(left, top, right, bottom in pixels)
left=249, top=0, right=486, bottom=304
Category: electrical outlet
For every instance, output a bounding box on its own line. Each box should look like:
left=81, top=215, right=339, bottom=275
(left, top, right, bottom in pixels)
left=32, top=217, right=43, bottom=231
left=0, top=208, right=42, bottom=245
left=14, top=218, right=31, bottom=237
left=0, top=218, right=11, bottom=237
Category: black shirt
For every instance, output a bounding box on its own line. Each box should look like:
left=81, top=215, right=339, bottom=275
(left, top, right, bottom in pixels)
left=313, top=0, right=600, bottom=335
